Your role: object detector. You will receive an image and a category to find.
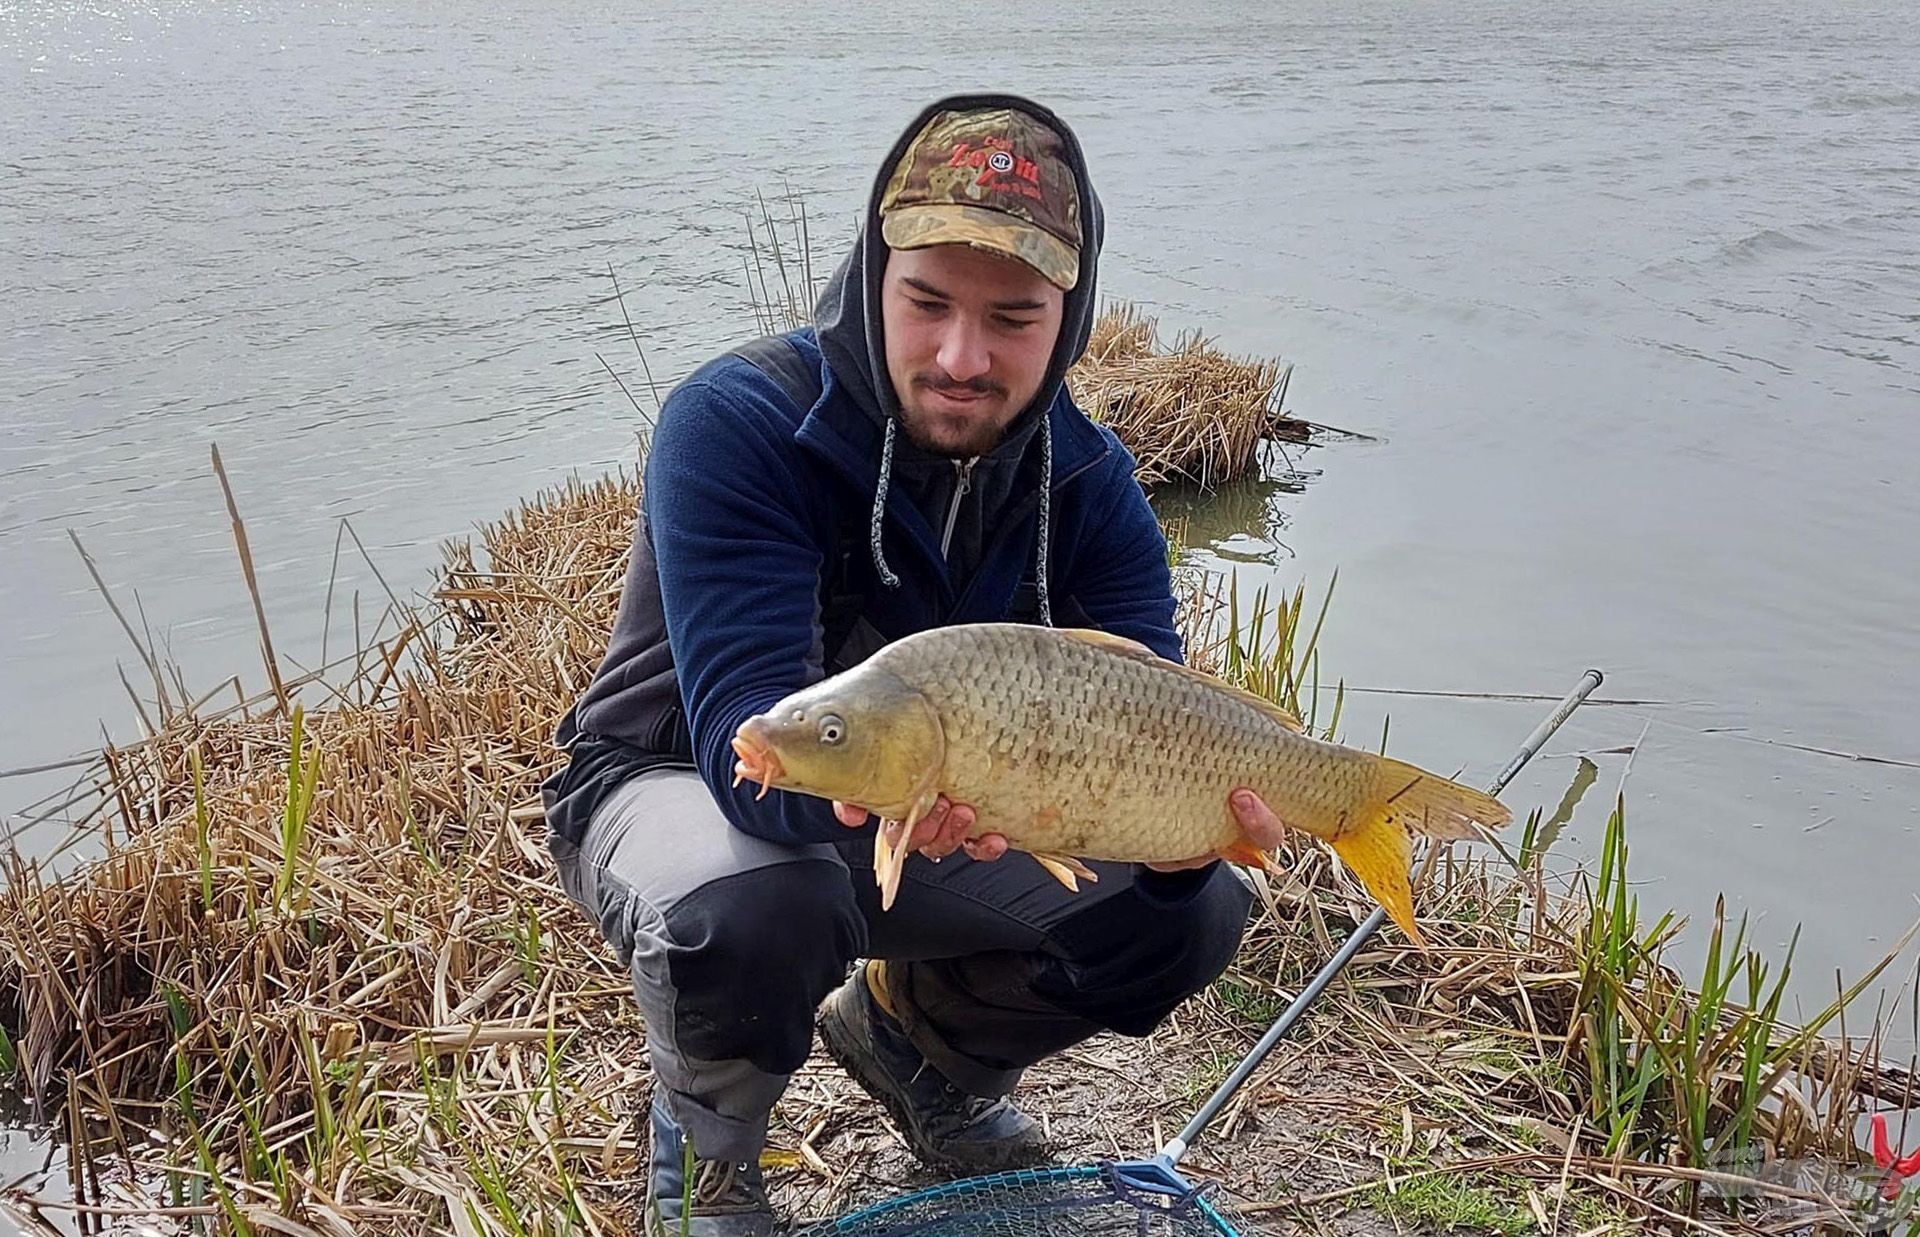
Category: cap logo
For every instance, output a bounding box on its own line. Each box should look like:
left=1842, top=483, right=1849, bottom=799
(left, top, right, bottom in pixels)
left=944, top=138, right=1043, bottom=202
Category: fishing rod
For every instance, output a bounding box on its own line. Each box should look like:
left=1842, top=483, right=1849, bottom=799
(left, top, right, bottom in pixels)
left=1156, top=667, right=1606, bottom=1164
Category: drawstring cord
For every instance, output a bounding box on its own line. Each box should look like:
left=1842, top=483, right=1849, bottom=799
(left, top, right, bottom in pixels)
left=869, top=417, right=901, bottom=588
left=1036, top=415, right=1053, bottom=626
left=868, top=411, right=1054, bottom=629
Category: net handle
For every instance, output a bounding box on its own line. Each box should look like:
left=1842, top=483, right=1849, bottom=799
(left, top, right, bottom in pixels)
left=1158, top=667, right=1605, bottom=1164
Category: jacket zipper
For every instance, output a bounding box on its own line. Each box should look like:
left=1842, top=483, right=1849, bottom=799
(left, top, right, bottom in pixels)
left=944, top=445, right=1108, bottom=620
left=939, top=458, right=976, bottom=561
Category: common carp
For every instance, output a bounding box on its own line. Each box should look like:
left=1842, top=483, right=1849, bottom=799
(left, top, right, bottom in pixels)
left=730, top=623, right=1511, bottom=944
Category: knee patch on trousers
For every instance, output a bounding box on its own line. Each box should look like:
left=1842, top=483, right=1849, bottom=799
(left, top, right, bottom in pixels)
left=662, top=859, right=865, bottom=1074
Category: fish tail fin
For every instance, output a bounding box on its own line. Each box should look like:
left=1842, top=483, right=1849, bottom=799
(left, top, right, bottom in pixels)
left=1321, top=760, right=1508, bottom=946
left=1326, top=807, right=1424, bottom=947
left=1369, top=757, right=1512, bottom=841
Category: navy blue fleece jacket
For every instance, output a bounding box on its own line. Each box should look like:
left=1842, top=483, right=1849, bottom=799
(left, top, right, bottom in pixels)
left=646, top=329, right=1181, bottom=846
left=546, top=94, right=1199, bottom=894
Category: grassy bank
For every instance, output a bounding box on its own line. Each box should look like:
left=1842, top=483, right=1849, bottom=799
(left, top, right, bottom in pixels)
left=1, top=324, right=1916, bottom=1233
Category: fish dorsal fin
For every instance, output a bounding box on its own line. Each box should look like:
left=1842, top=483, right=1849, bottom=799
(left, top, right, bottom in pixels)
left=1174, top=665, right=1307, bottom=733
left=1058, top=627, right=1159, bottom=661
left=1057, top=628, right=1306, bottom=733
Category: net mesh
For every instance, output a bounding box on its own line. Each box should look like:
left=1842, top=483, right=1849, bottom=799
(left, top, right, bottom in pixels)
left=791, top=1164, right=1240, bottom=1236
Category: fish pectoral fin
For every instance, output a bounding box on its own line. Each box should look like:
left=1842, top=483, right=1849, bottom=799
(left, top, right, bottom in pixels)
left=876, top=797, right=935, bottom=913
left=1327, top=807, right=1426, bottom=949
left=873, top=819, right=896, bottom=887
left=1216, top=838, right=1284, bottom=874
left=874, top=817, right=911, bottom=912
left=1030, top=852, right=1099, bottom=892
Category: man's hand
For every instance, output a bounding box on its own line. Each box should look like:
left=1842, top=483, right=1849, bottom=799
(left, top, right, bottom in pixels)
left=1144, top=788, right=1286, bottom=872
left=833, top=797, right=1010, bottom=862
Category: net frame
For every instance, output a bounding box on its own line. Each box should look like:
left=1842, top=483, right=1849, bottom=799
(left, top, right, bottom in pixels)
left=794, top=1161, right=1237, bottom=1235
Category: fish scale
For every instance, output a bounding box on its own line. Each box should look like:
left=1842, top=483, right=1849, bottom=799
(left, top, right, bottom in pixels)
left=732, top=622, right=1513, bottom=943
left=890, top=625, right=1360, bottom=859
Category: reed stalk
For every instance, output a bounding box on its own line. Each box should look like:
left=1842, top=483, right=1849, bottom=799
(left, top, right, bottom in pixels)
left=0, top=453, right=1910, bottom=1235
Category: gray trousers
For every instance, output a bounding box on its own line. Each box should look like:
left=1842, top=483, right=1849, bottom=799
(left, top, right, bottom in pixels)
left=552, top=768, right=1251, bottom=1162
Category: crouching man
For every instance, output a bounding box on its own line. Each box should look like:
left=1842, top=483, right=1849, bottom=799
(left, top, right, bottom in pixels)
left=543, top=93, right=1279, bottom=1235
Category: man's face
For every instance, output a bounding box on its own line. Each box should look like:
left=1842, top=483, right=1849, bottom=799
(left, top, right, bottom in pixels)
left=880, top=243, right=1066, bottom=458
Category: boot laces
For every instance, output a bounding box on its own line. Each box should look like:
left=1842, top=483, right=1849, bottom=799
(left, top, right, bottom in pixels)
left=689, top=1158, right=754, bottom=1207
left=915, top=1062, right=1012, bottom=1130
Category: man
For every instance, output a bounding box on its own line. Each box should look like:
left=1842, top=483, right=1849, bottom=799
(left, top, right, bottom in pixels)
left=543, top=94, right=1284, bottom=1236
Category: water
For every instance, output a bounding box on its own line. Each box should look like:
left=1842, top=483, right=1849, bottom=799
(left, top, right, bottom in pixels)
left=4, top=0, right=1917, bottom=1138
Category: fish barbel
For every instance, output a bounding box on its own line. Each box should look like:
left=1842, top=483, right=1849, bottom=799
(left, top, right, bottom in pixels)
left=730, top=623, right=1511, bottom=944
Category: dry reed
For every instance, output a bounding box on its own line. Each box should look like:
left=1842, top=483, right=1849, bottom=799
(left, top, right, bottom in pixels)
left=0, top=472, right=1912, bottom=1235
left=1068, top=305, right=1306, bottom=489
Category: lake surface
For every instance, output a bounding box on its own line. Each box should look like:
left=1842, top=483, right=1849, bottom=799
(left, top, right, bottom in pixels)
left=5, top=0, right=1917, bottom=1123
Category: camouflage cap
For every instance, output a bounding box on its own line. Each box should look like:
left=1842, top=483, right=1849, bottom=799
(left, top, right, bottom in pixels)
left=878, top=106, right=1083, bottom=291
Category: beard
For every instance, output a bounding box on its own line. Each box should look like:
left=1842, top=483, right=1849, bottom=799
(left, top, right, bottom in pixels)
left=897, top=373, right=1021, bottom=458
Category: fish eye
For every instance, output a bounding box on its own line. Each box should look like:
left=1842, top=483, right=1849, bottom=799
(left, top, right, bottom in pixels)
left=818, top=714, right=846, bottom=746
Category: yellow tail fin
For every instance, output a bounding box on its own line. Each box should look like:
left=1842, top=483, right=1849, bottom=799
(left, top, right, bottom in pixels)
left=1370, top=757, right=1511, bottom=840
left=1328, top=808, right=1424, bottom=947
left=1325, top=758, right=1508, bottom=945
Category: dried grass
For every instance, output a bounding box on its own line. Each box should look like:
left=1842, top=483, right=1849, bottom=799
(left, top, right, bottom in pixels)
left=1069, top=305, right=1305, bottom=489
left=0, top=475, right=645, bottom=1234
left=0, top=471, right=1912, bottom=1235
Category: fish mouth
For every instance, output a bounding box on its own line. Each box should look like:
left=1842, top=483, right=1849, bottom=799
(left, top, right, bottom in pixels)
left=730, top=724, right=785, bottom=801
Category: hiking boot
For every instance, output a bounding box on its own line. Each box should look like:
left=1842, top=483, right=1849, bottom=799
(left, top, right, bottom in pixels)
left=643, top=1097, right=775, bottom=1237
left=818, top=961, right=1050, bottom=1173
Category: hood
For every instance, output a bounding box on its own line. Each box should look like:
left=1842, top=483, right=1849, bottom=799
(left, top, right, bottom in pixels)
left=812, top=93, right=1106, bottom=623
left=815, top=92, right=1105, bottom=433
